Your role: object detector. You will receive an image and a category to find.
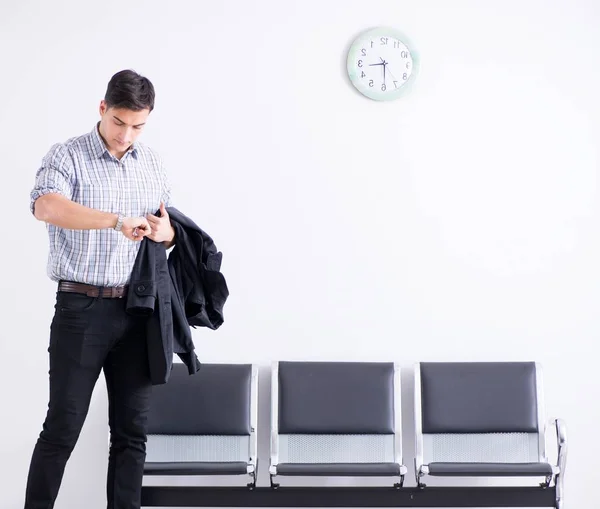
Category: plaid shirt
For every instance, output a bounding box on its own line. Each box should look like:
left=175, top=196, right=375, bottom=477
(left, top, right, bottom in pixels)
left=30, top=124, right=172, bottom=287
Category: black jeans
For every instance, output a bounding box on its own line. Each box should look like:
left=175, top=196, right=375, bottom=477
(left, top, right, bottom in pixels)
left=24, top=290, right=152, bottom=509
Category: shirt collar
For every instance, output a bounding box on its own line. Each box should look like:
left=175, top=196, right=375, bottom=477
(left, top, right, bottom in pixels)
left=90, top=123, right=139, bottom=161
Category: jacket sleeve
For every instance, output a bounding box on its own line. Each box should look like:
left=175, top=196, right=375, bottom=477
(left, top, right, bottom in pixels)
left=126, top=240, right=159, bottom=315
left=169, top=221, right=229, bottom=330
left=192, top=230, right=229, bottom=329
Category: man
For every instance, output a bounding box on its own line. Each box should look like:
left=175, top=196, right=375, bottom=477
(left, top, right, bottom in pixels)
left=26, top=69, right=176, bottom=509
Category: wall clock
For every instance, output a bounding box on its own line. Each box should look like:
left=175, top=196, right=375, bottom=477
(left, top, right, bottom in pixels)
left=346, top=27, right=419, bottom=101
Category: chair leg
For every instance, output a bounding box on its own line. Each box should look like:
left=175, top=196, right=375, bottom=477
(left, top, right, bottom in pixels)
left=555, top=473, right=564, bottom=509
left=539, top=474, right=552, bottom=488
left=416, top=464, right=427, bottom=488
left=393, top=474, right=405, bottom=489
left=247, top=470, right=257, bottom=490
left=270, top=473, right=280, bottom=489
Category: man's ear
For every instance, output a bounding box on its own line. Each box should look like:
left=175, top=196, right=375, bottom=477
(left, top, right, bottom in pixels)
left=99, top=100, right=108, bottom=116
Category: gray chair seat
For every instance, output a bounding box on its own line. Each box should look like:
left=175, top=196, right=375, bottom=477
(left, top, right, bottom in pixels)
left=276, top=462, right=402, bottom=476
left=142, top=363, right=258, bottom=487
left=428, top=462, right=554, bottom=477
left=144, top=461, right=250, bottom=476
left=414, top=362, right=568, bottom=509
left=270, top=361, right=406, bottom=487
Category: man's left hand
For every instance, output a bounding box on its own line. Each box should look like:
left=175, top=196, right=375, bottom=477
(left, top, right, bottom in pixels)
left=147, top=202, right=175, bottom=245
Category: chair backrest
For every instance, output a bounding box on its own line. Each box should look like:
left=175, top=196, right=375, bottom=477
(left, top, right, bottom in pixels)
left=146, top=363, right=257, bottom=464
left=415, top=362, right=547, bottom=465
left=271, top=361, right=401, bottom=464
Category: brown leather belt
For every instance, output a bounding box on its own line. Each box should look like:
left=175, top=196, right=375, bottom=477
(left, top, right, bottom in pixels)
left=58, top=281, right=129, bottom=299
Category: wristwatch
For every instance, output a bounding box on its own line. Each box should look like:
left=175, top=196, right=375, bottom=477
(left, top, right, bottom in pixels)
left=114, top=213, right=125, bottom=231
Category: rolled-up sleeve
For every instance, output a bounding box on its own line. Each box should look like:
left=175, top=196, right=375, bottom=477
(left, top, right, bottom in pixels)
left=30, top=143, right=74, bottom=215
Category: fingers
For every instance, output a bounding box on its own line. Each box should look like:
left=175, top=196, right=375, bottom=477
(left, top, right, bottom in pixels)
left=126, top=230, right=144, bottom=242
left=133, top=220, right=150, bottom=239
left=121, top=215, right=164, bottom=242
left=148, top=202, right=168, bottom=222
left=120, top=216, right=152, bottom=242
left=132, top=228, right=149, bottom=241
left=135, top=217, right=151, bottom=232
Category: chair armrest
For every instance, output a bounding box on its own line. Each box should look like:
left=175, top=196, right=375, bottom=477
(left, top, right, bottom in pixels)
left=553, top=418, right=567, bottom=509
left=269, top=430, right=279, bottom=475
left=555, top=418, right=567, bottom=474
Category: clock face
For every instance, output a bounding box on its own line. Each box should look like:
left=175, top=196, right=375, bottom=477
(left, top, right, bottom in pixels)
left=347, top=27, right=418, bottom=101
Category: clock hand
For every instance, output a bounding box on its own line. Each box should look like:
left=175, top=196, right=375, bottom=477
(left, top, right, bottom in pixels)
left=377, top=57, right=387, bottom=86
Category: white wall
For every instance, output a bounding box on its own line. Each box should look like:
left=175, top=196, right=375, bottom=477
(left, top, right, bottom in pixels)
left=1, top=0, right=598, bottom=507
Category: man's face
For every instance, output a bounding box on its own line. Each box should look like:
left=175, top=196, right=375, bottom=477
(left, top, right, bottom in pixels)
left=98, top=100, right=150, bottom=157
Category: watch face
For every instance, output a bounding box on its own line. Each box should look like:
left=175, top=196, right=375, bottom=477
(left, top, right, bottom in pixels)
left=347, top=27, right=418, bottom=101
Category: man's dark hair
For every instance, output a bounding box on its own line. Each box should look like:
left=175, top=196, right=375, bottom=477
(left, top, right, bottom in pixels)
left=104, top=69, right=155, bottom=112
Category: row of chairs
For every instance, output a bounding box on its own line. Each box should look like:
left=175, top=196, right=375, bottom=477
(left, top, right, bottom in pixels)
left=143, top=361, right=567, bottom=508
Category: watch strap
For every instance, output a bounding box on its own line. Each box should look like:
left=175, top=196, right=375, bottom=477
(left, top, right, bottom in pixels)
left=114, top=213, right=125, bottom=231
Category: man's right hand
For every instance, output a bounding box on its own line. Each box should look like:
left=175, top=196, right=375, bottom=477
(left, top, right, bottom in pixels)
left=121, top=217, right=151, bottom=242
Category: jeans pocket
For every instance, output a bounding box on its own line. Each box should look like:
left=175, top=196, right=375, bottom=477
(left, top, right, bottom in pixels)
left=57, top=291, right=99, bottom=314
